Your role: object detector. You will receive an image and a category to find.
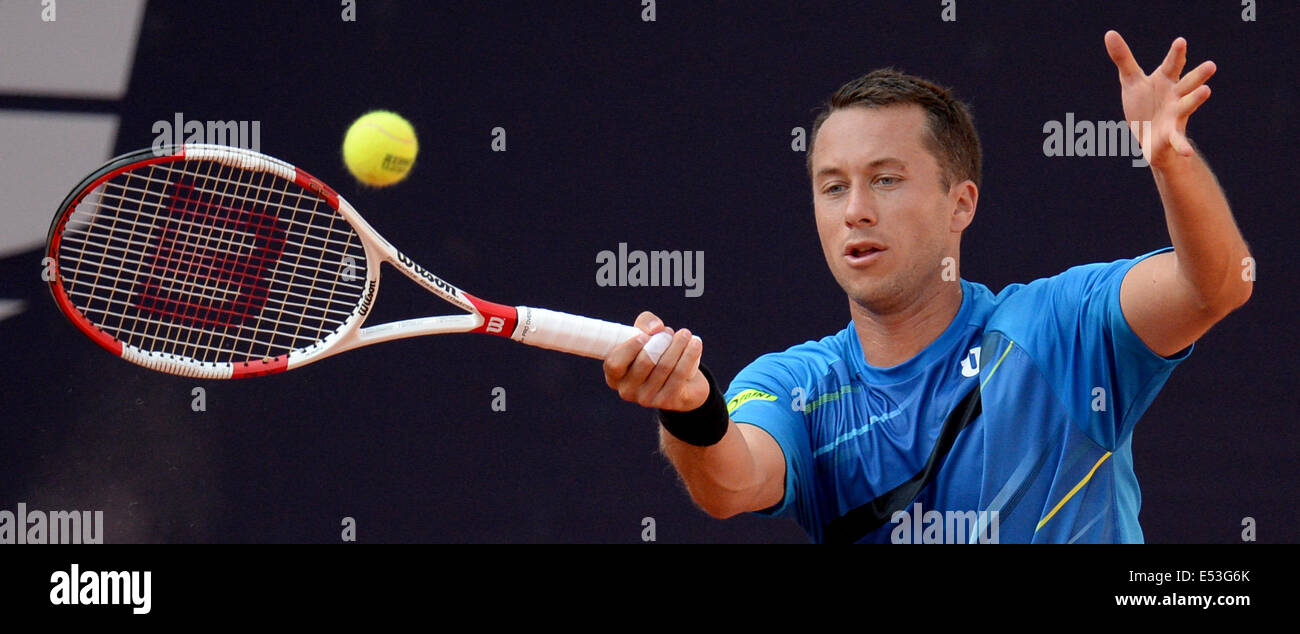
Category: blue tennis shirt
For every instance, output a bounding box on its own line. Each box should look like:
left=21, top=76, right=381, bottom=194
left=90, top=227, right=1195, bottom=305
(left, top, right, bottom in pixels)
left=723, top=249, right=1189, bottom=543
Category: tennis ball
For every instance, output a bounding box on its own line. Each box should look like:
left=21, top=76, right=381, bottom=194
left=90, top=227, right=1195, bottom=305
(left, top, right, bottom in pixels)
left=342, top=110, right=418, bottom=187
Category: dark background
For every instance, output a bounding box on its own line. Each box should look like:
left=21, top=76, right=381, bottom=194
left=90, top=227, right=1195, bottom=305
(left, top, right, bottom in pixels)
left=1, top=0, right=1295, bottom=543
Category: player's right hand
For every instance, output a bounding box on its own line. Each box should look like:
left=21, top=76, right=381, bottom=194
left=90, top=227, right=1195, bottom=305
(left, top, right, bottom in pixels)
left=603, top=311, right=710, bottom=412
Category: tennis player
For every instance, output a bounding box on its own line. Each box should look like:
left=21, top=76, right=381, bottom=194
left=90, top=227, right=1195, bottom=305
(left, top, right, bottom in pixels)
left=603, top=32, right=1251, bottom=543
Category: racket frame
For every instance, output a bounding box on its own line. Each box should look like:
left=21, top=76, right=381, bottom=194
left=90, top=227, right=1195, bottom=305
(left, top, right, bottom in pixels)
left=47, top=144, right=658, bottom=379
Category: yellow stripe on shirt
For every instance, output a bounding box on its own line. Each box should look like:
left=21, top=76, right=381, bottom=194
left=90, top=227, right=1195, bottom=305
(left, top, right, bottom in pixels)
left=1036, top=452, right=1114, bottom=532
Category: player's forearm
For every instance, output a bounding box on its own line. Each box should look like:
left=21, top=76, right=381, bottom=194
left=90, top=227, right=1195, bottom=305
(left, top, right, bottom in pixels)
left=1151, top=151, right=1253, bottom=311
left=659, top=421, right=769, bottom=519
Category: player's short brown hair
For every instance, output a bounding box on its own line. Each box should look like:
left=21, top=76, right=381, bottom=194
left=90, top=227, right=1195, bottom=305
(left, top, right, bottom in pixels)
left=808, top=68, right=982, bottom=190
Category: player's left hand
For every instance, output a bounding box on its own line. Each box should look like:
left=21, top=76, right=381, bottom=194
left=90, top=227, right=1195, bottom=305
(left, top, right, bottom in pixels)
left=1104, top=31, right=1215, bottom=169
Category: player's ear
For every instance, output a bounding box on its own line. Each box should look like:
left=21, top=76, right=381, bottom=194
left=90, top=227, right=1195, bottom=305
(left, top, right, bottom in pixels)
left=949, top=179, right=978, bottom=233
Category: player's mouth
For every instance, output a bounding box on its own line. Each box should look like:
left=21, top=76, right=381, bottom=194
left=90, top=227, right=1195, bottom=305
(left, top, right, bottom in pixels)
left=844, top=240, right=887, bottom=267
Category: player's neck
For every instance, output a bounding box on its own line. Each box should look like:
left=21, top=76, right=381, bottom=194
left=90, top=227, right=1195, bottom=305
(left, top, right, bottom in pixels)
left=849, top=279, right=963, bottom=369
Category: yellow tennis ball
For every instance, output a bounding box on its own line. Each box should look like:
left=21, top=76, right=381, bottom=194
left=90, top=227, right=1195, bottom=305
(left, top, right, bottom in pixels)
left=342, top=110, right=418, bottom=187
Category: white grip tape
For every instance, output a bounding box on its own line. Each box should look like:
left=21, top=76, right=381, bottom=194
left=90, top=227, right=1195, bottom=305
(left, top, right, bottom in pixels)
left=512, top=306, right=678, bottom=362
left=642, top=330, right=671, bottom=361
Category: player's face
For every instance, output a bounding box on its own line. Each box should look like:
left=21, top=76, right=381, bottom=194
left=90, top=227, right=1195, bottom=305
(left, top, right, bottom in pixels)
left=810, top=104, right=962, bottom=314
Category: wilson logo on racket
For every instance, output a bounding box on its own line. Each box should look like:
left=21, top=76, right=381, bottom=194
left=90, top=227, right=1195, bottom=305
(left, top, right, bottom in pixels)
left=396, top=251, right=459, bottom=298
left=134, top=179, right=287, bottom=329
left=304, top=176, right=330, bottom=198
left=357, top=279, right=378, bottom=317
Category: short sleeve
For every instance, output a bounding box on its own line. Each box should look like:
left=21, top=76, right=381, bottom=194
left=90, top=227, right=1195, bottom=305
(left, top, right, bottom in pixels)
left=723, top=354, right=814, bottom=522
left=989, top=248, right=1192, bottom=449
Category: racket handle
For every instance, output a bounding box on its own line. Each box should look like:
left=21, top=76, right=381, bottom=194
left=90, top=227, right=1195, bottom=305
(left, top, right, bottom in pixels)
left=512, top=306, right=688, bottom=362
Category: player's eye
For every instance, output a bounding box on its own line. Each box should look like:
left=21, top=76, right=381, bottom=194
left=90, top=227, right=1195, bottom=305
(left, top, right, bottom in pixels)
left=874, top=176, right=901, bottom=187
left=823, top=183, right=847, bottom=196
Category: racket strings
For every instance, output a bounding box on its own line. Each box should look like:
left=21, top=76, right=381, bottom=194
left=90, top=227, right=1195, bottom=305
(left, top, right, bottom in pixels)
left=140, top=161, right=285, bottom=357
left=58, top=157, right=368, bottom=364
left=79, top=190, right=357, bottom=259
left=92, top=176, right=359, bottom=242
left=161, top=159, right=358, bottom=360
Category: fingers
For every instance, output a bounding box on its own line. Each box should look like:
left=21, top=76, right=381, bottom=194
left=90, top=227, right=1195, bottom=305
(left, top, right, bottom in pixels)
left=606, top=311, right=668, bottom=387
left=656, top=333, right=704, bottom=408
left=604, top=316, right=705, bottom=410
left=1108, top=33, right=1206, bottom=86
left=1105, top=30, right=1143, bottom=80
left=1101, top=32, right=1211, bottom=163
left=1159, top=36, right=1188, bottom=79
left=613, top=326, right=672, bottom=394
left=1175, top=60, right=1216, bottom=96
left=1177, top=84, right=1212, bottom=119
left=634, top=310, right=664, bottom=334
left=603, top=312, right=705, bottom=409
left=634, top=328, right=696, bottom=405
left=603, top=330, right=647, bottom=388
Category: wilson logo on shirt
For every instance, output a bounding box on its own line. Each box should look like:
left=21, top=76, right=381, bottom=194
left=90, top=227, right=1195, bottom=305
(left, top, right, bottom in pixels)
left=960, top=346, right=982, bottom=377
left=727, top=389, right=777, bottom=414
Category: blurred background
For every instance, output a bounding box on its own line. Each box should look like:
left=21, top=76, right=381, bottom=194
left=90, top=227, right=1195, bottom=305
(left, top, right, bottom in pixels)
left=0, top=0, right=1295, bottom=543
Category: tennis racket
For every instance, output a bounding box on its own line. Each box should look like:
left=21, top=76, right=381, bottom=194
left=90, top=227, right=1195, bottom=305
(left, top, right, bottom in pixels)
left=47, top=143, right=675, bottom=379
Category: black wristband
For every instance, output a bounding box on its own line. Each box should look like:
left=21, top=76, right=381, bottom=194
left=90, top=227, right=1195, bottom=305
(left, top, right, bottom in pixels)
left=657, top=364, right=730, bottom=447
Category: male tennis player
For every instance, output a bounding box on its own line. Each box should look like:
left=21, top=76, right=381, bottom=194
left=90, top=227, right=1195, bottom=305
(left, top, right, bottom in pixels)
left=603, top=32, right=1251, bottom=543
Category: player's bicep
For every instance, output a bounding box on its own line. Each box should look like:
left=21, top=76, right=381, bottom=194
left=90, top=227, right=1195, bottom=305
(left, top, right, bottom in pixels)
left=736, top=422, right=787, bottom=513
left=1120, top=252, right=1220, bottom=357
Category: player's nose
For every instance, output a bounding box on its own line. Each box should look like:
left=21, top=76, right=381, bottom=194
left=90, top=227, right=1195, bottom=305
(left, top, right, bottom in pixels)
left=843, top=184, right=878, bottom=227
